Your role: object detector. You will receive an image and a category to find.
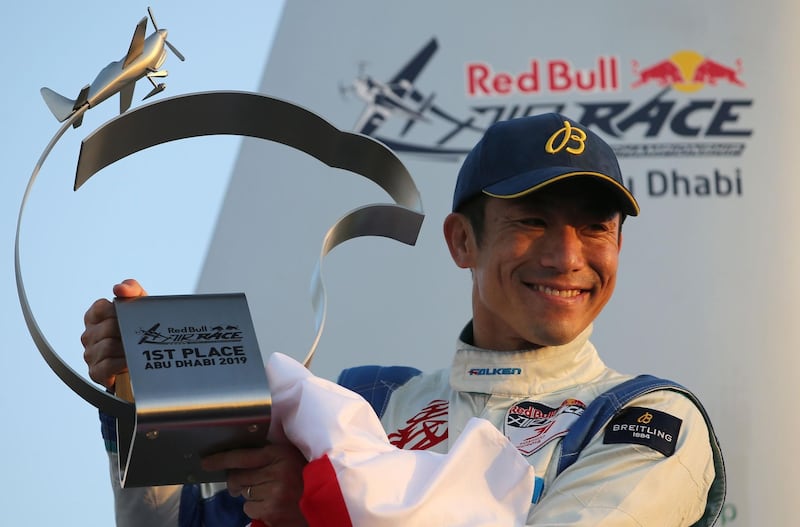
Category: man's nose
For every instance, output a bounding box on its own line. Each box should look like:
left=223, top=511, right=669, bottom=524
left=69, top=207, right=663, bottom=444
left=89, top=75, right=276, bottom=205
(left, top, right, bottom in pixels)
left=538, top=227, right=585, bottom=272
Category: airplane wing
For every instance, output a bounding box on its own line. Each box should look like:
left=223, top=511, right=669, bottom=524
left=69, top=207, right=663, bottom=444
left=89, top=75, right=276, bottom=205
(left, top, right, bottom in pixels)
left=119, top=82, right=135, bottom=114
left=388, top=38, right=438, bottom=97
left=122, top=17, right=148, bottom=68
left=353, top=104, right=389, bottom=136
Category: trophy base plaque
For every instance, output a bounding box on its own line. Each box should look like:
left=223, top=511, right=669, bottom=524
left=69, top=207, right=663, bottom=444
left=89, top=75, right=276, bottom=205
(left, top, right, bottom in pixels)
left=114, top=293, right=270, bottom=487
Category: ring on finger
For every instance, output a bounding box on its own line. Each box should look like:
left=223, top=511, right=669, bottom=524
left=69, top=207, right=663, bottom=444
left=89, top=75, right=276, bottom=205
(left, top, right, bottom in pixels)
left=245, top=485, right=254, bottom=500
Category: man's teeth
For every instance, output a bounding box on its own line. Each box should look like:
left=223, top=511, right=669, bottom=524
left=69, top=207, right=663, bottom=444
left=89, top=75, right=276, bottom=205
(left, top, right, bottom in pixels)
left=532, top=285, right=582, bottom=298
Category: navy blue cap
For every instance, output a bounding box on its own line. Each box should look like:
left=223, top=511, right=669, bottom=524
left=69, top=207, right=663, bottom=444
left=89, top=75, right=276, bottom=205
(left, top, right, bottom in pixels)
left=452, top=113, right=639, bottom=216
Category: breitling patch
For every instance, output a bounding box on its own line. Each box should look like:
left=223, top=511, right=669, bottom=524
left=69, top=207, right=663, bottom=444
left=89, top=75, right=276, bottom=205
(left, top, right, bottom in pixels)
left=603, top=406, right=683, bottom=457
left=505, top=398, right=585, bottom=456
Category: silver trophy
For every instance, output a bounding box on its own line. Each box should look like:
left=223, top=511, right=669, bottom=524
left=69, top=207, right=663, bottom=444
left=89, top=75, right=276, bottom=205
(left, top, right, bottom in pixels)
left=17, top=8, right=423, bottom=487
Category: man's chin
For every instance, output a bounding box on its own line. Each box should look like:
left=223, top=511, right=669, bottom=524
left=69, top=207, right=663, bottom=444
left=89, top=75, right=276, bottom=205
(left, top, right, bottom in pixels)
left=527, top=325, right=588, bottom=348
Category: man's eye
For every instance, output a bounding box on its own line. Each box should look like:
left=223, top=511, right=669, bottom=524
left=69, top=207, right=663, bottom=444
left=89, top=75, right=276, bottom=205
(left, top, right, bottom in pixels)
left=520, top=218, right=546, bottom=227
left=587, top=222, right=615, bottom=233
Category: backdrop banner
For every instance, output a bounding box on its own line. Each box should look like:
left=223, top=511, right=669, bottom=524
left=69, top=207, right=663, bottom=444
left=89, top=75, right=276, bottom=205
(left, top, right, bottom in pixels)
left=198, top=2, right=800, bottom=524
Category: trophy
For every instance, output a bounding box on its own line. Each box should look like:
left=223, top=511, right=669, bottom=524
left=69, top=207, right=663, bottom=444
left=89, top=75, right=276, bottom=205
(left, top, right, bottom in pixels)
left=16, top=8, right=424, bottom=487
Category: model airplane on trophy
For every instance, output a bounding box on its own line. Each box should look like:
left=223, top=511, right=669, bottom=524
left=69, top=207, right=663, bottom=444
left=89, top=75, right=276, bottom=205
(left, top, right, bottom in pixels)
left=40, top=7, right=184, bottom=128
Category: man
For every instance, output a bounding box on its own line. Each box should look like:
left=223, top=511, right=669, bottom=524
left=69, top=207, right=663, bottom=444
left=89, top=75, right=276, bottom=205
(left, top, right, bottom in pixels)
left=83, top=113, right=725, bottom=526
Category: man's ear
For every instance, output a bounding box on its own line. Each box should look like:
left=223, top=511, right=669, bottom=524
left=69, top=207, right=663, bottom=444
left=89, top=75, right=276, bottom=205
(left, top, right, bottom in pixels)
left=443, top=212, right=477, bottom=269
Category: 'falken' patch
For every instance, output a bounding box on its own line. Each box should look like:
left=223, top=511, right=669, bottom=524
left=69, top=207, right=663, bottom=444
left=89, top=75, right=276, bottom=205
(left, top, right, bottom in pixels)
left=603, top=407, right=682, bottom=457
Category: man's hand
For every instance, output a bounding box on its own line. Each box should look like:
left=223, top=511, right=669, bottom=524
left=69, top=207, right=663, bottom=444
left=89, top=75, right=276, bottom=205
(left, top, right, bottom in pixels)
left=203, top=444, right=308, bottom=527
left=81, top=279, right=146, bottom=390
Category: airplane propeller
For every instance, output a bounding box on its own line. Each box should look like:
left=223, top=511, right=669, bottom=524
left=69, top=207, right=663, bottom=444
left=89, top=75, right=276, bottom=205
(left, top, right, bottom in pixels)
left=338, top=82, right=353, bottom=100
left=147, top=6, right=185, bottom=61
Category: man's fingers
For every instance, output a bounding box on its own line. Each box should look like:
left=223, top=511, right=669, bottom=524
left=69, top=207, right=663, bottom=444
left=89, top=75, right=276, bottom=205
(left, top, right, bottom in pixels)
left=81, top=280, right=146, bottom=390
left=83, top=333, right=127, bottom=387
left=202, top=444, right=307, bottom=500
left=81, top=315, right=122, bottom=348
left=82, top=298, right=116, bottom=328
left=83, top=278, right=146, bottom=329
left=242, top=479, right=306, bottom=526
left=206, top=444, right=307, bottom=527
left=87, top=357, right=128, bottom=389
left=112, top=279, right=147, bottom=299
left=82, top=299, right=127, bottom=390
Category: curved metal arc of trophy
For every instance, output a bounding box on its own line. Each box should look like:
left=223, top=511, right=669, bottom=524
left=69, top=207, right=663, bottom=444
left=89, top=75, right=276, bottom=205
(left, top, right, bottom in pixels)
left=305, top=203, right=424, bottom=366
left=74, top=90, right=422, bottom=212
left=15, top=103, right=136, bottom=421
left=18, top=90, right=425, bottom=420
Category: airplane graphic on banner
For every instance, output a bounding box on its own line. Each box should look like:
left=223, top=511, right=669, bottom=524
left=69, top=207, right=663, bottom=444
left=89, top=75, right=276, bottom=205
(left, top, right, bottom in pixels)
left=343, top=38, right=481, bottom=159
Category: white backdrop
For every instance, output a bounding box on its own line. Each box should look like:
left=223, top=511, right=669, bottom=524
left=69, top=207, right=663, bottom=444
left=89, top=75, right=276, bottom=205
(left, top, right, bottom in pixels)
left=197, top=1, right=800, bottom=524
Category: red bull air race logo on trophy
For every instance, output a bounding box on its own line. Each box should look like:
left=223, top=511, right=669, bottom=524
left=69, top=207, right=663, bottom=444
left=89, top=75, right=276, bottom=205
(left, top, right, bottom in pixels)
left=342, top=41, right=752, bottom=202
left=135, top=322, right=247, bottom=369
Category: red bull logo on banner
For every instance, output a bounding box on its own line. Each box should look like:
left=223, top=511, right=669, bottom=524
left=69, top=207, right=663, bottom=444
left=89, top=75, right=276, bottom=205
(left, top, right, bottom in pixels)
left=631, top=50, right=745, bottom=92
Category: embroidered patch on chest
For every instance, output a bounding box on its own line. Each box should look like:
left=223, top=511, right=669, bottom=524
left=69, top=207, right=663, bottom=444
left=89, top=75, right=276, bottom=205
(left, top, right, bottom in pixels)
left=504, top=398, right=585, bottom=456
left=387, top=399, right=449, bottom=450
left=603, top=406, right=683, bottom=457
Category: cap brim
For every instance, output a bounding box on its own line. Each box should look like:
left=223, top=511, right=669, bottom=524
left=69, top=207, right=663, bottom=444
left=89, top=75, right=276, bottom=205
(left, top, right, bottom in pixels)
left=482, top=167, right=640, bottom=216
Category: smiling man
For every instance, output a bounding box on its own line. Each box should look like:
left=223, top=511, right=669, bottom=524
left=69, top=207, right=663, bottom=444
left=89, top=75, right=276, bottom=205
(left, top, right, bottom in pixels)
left=361, top=113, right=725, bottom=525
left=83, top=113, right=725, bottom=526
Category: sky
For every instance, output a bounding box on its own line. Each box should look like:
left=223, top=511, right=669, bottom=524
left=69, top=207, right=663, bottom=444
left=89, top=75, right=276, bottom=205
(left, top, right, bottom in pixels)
left=1, top=2, right=284, bottom=524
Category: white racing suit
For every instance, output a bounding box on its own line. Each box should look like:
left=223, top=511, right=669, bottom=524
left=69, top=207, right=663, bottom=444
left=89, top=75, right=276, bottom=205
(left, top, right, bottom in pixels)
left=366, top=324, right=723, bottom=525
left=103, top=323, right=724, bottom=526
